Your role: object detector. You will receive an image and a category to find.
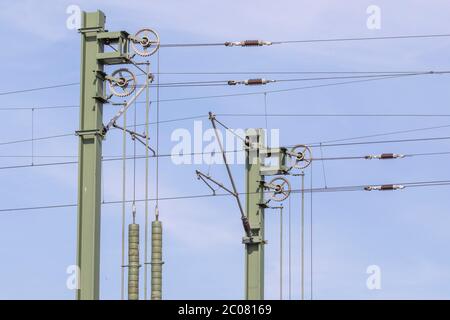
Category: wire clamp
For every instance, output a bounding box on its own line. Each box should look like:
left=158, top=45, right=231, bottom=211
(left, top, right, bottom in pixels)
left=208, top=112, right=216, bottom=121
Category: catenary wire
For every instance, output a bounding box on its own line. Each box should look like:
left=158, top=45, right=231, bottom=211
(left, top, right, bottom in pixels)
left=1, top=179, right=450, bottom=213
left=1, top=69, right=448, bottom=103
left=1, top=113, right=449, bottom=148
left=158, top=33, right=450, bottom=48
left=2, top=146, right=450, bottom=171
left=2, top=69, right=450, bottom=112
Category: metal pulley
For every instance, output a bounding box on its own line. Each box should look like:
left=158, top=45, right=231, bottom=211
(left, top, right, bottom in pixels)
left=107, top=68, right=137, bottom=97
left=287, top=144, right=312, bottom=170
left=266, top=177, right=291, bottom=202
left=130, top=28, right=160, bottom=57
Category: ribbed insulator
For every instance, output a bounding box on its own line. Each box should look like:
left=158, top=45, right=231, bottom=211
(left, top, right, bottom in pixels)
left=151, top=220, right=163, bottom=300
left=128, top=223, right=140, bottom=300
left=243, top=40, right=261, bottom=46
left=246, top=78, right=264, bottom=85
left=380, top=153, right=395, bottom=159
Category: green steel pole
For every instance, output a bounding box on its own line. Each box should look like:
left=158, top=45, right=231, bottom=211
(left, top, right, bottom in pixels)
left=244, top=128, right=266, bottom=300
left=76, top=10, right=106, bottom=300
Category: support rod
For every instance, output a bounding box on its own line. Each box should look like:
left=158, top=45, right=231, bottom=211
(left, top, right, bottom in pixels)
left=279, top=206, right=283, bottom=300
left=301, top=172, right=305, bottom=300
left=104, top=83, right=148, bottom=132
left=144, top=62, right=150, bottom=300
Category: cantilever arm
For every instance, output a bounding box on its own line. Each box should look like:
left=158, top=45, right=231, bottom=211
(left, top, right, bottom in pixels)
left=196, top=170, right=237, bottom=196
left=131, top=134, right=156, bottom=156
left=207, top=112, right=253, bottom=239
left=112, top=122, right=156, bottom=156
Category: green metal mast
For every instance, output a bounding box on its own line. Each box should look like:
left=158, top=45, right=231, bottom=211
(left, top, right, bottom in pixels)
left=244, top=128, right=266, bottom=300
left=76, top=10, right=106, bottom=300
left=75, top=10, right=159, bottom=300
left=196, top=121, right=294, bottom=299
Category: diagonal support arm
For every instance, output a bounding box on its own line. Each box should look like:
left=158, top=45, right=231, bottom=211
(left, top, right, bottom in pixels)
left=208, top=112, right=252, bottom=239
left=104, top=75, right=151, bottom=132
left=196, top=170, right=236, bottom=196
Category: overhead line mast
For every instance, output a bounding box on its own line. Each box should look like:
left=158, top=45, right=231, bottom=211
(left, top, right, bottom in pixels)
left=76, top=10, right=160, bottom=300
left=76, top=11, right=106, bottom=300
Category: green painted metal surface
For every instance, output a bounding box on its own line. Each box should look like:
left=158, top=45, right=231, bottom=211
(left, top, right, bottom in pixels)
left=151, top=220, right=163, bottom=300
left=76, top=10, right=105, bottom=300
left=96, top=32, right=130, bottom=64
left=128, top=223, right=140, bottom=300
left=244, top=128, right=266, bottom=300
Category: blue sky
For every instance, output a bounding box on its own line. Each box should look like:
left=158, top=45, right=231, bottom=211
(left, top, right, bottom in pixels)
left=1, top=0, right=450, bottom=299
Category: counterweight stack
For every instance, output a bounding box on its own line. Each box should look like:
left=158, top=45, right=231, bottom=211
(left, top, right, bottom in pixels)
left=128, top=223, right=140, bottom=300
left=151, top=220, right=163, bottom=300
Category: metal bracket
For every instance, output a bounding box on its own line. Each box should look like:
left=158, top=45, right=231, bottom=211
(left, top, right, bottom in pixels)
left=260, top=147, right=289, bottom=176
left=144, top=261, right=165, bottom=265
left=94, top=69, right=107, bottom=80
left=121, top=264, right=143, bottom=268
left=242, top=236, right=265, bottom=244
left=75, top=129, right=105, bottom=138
left=96, top=31, right=132, bottom=65
left=78, top=26, right=104, bottom=34
left=258, top=202, right=269, bottom=209
left=91, top=70, right=109, bottom=103
left=93, top=95, right=109, bottom=103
